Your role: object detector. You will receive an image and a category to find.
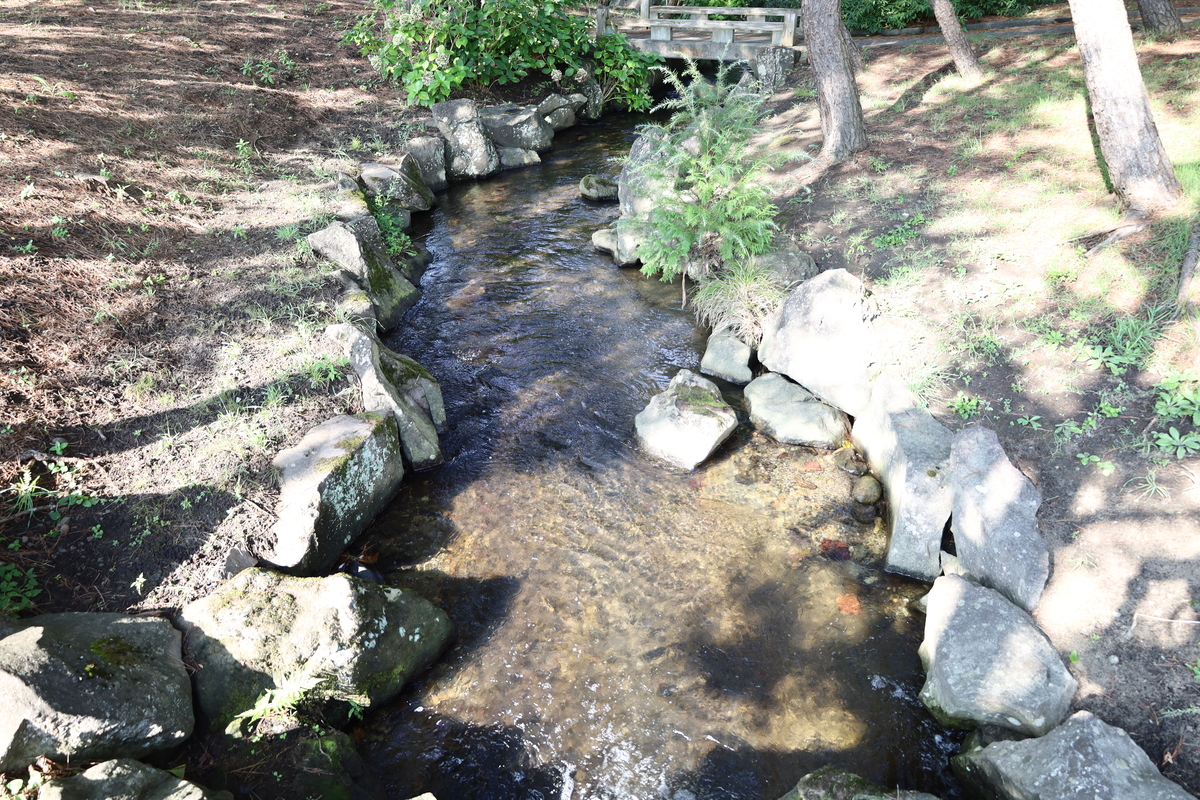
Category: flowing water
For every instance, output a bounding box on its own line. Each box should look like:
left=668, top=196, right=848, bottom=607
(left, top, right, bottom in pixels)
left=361, top=120, right=961, bottom=800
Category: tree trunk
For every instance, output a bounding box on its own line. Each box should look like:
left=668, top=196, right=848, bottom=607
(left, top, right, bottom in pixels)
left=803, top=0, right=867, bottom=162
left=1068, top=0, right=1182, bottom=216
left=930, top=0, right=984, bottom=80
left=840, top=22, right=864, bottom=73
left=1137, top=0, right=1184, bottom=34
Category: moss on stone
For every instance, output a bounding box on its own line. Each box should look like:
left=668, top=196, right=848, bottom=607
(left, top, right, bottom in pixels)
left=89, top=635, right=141, bottom=666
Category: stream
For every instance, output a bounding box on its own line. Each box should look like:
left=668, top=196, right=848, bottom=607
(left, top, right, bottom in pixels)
left=360, top=119, right=962, bottom=800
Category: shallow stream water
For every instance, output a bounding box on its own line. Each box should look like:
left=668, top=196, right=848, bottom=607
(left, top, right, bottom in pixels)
left=361, top=120, right=961, bottom=800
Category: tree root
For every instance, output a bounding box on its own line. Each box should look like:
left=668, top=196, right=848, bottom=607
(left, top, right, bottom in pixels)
left=1066, top=218, right=1149, bottom=256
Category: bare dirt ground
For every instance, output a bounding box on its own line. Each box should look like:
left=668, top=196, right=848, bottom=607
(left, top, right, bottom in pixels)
left=2, top=0, right=1200, bottom=796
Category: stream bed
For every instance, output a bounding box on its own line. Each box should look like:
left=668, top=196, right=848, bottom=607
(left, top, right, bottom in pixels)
left=360, top=120, right=961, bottom=800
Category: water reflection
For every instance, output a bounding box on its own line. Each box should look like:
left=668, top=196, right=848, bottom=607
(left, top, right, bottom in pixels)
left=362, top=121, right=960, bottom=799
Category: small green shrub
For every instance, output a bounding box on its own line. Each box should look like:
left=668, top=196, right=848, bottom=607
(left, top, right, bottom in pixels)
left=690, top=261, right=786, bottom=345
left=0, top=563, right=40, bottom=614
left=688, top=0, right=1050, bottom=34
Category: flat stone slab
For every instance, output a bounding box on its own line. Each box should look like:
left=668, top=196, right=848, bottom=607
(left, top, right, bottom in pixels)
left=953, top=710, right=1193, bottom=800
left=635, top=369, right=737, bottom=470
left=948, top=426, right=1049, bottom=612
left=853, top=372, right=952, bottom=580
left=757, top=268, right=881, bottom=417
left=266, top=413, right=404, bottom=574
left=0, top=614, right=193, bottom=772
left=700, top=328, right=753, bottom=385
left=745, top=373, right=848, bottom=448
left=177, top=568, right=452, bottom=728
left=919, top=574, right=1076, bottom=736
left=39, top=759, right=232, bottom=800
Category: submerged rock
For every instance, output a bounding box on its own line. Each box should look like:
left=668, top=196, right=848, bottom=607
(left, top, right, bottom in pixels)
left=580, top=174, right=618, bottom=201
left=293, top=730, right=388, bottom=800
left=853, top=372, right=952, bottom=581
left=38, top=759, right=232, bottom=800
left=265, top=413, right=404, bottom=575
left=498, top=147, right=541, bottom=168
left=635, top=369, right=737, bottom=470
left=0, top=614, right=194, bottom=772
left=757, top=269, right=880, bottom=417
left=947, top=426, right=1048, bottom=612
left=776, top=766, right=940, bottom=800
left=919, top=575, right=1076, bottom=736
left=700, top=327, right=753, bottom=385
left=952, top=710, right=1193, bottom=800
left=432, top=98, right=500, bottom=179
left=176, top=568, right=452, bottom=727
left=744, top=372, right=848, bottom=448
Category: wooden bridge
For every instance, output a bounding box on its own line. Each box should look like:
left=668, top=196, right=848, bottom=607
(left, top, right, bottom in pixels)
left=595, top=2, right=801, bottom=61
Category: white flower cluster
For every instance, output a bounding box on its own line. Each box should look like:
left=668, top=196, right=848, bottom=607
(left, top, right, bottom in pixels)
left=575, top=66, right=589, bottom=83
left=435, top=50, right=451, bottom=67
left=550, top=68, right=563, bottom=83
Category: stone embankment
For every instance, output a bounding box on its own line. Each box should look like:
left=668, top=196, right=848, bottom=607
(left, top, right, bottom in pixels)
left=607, top=109, right=1195, bottom=798
left=0, top=87, right=603, bottom=799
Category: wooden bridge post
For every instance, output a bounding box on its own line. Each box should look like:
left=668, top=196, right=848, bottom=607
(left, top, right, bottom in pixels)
left=781, top=11, right=798, bottom=47
left=595, top=5, right=609, bottom=37
left=640, top=0, right=650, bottom=21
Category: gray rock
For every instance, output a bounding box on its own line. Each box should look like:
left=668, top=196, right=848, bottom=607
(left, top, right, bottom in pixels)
left=580, top=174, right=618, bottom=201
left=635, top=369, right=737, bottom=470
left=481, top=105, right=554, bottom=152
left=592, top=226, right=618, bottom=255
left=544, top=106, right=577, bottom=131
left=755, top=45, right=796, bottom=95
left=745, top=373, right=849, bottom=448
left=700, top=328, right=753, bottom=384
left=852, top=371, right=952, bottom=580
left=952, top=710, right=1192, bottom=800
left=748, top=240, right=819, bottom=288
left=919, top=575, right=1076, bottom=736
left=577, top=75, right=605, bottom=119
left=328, top=323, right=444, bottom=470
left=776, top=766, right=939, bottom=800
left=0, top=614, right=193, bottom=772
left=331, top=172, right=372, bottom=222
left=852, top=474, right=883, bottom=504
left=498, top=147, right=541, bottom=168
left=39, top=759, right=232, bottom=800
left=360, top=156, right=436, bottom=212
left=293, top=730, right=384, bottom=800
left=592, top=223, right=641, bottom=266
left=758, top=269, right=880, bottom=417
left=176, top=569, right=452, bottom=727
left=618, top=130, right=672, bottom=221
left=948, top=426, right=1049, bottom=612
left=566, top=92, right=588, bottom=114
left=431, top=99, right=499, bottom=179
left=536, top=94, right=573, bottom=117
left=307, top=221, right=419, bottom=331
left=402, top=135, right=448, bottom=192
left=266, top=413, right=403, bottom=575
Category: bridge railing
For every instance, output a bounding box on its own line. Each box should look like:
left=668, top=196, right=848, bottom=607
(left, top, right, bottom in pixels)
left=596, top=3, right=799, bottom=48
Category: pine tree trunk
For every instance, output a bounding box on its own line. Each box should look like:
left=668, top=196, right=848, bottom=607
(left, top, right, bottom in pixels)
left=930, top=0, right=984, bottom=80
left=803, top=0, right=867, bottom=161
left=1068, top=0, right=1182, bottom=216
left=1137, top=0, right=1184, bottom=34
left=840, top=22, right=864, bottom=73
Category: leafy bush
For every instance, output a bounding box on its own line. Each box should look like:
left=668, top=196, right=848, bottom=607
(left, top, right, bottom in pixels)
left=0, top=563, right=40, bottom=614
left=686, top=0, right=1049, bottom=34
left=344, top=0, right=659, bottom=109
left=631, top=61, right=778, bottom=288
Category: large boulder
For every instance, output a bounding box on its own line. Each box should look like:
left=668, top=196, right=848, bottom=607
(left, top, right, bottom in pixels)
left=758, top=268, right=881, bottom=417
left=744, top=373, right=848, bottom=448
left=852, top=372, right=952, bottom=580
left=947, top=426, right=1049, bottom=612
left=635, top=369, right=737, bottom=470
left=480, top=105, right=555, bottom=153
left=265, top=413, right=404, bottom=575
left=0, top=614, right=193, bottom=772
left=402, top=135, right=448, bottom=192
left=537, top=94, right=578, bottom=131
left=38, top=759, right=232, bottom=800
left=431, top=99, right=500, bottom=180
left=776, top=766, right=939, bottom=800
left=360, top=156, right=436, bottom=212
left=330, top=172, right=372, bottom=222
left=307, top=221, right=419, bottom=331
left=618, top=130, right=671, bottom=221
left=176, top=568, right=452, bottom=727
left=748, top=240, right=820, bottom=288
left=328, top=323, right=444, bottom=470
left=952, top=710, right=1193, bottom=800
left=755, top=45, right=796, bottom=94
left=919, top=575, right=1076, bottom=737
